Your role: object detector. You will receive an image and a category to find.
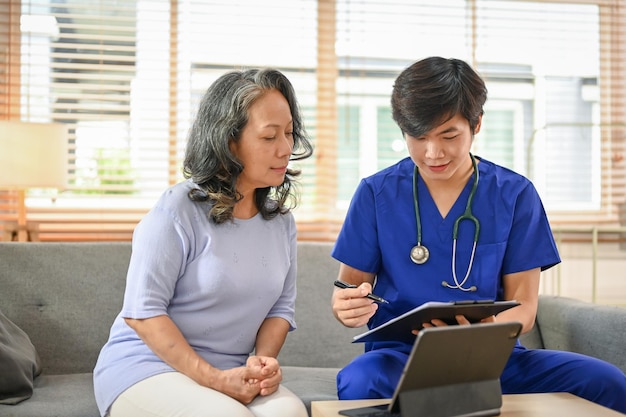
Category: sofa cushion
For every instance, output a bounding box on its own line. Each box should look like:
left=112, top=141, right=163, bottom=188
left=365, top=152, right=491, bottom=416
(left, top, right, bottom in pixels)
left=0, top=242, right=129, bottom=376
left=282, top=366, right=341, bottom=416
left=280, top=242, right=366, bottom=368
left=0, top=310, right=42, bottom=405
left=0, top=373, right=99, bottom=417
left=0, top=369, right=336, bottom=417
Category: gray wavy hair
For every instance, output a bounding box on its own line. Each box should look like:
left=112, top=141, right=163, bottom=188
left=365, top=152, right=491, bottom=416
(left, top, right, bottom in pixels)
left=183, top=68, right=313, bottom=224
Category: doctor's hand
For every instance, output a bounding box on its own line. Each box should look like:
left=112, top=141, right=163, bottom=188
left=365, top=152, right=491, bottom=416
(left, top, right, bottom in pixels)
left=416, top=314, right=496, bottom=334
left=332, top=281, right=378, bottom=328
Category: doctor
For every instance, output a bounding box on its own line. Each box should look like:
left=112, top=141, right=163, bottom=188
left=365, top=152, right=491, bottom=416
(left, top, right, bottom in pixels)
left=331, top=56, right=626, bottom=413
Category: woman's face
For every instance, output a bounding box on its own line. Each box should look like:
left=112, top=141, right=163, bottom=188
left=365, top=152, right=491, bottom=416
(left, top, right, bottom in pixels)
left=231, top=88, right=294, bottom=195
left=404, top=113, right=481, bottom=186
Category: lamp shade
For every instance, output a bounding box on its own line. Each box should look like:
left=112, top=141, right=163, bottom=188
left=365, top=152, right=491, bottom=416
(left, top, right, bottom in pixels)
left=0, top=121, right=68, bottom=189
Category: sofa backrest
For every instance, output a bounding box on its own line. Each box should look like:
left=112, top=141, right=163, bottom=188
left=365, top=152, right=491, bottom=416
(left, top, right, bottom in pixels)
left=0, top=241, right=363, bottom=375
left=5, top=242, right=623, bottom=377
left=279, top=242, right=365, bottom=367
left=0, top=242, right=130, bottom=374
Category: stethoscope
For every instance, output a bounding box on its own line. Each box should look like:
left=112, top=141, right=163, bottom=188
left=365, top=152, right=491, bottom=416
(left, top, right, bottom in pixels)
left=410, top=153, right=480, bottom=292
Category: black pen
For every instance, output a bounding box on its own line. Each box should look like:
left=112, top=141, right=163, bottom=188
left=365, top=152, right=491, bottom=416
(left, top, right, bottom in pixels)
left=334, top=280, right=389, bottom=304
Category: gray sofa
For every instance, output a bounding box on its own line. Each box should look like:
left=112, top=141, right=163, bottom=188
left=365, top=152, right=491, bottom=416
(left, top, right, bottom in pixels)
left=1, top=241, right=625, bottom=417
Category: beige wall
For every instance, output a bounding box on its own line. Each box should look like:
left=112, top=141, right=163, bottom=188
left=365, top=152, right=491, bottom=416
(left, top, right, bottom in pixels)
left=541, top=240, right=626, bottom=307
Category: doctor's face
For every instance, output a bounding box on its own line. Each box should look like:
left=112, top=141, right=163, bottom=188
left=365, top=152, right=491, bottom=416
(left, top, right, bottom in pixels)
left=404, top=113, right=481, bottom=185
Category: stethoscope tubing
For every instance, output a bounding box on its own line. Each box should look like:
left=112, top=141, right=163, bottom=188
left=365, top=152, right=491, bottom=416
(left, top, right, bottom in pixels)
left=412, top=153, right=480, bottom=291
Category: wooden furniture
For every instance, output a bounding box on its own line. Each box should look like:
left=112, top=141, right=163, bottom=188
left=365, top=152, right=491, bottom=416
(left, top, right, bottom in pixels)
left=311, top=393, right=625, bottom=417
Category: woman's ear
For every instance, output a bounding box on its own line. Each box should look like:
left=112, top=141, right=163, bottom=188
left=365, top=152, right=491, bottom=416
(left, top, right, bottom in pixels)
left=228, top=138, right=238, bottom=157
left=474, top=113, right=483, bottom=135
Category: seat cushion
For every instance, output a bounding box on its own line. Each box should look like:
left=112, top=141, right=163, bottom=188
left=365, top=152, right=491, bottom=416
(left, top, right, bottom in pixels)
left=0, top=373, right=99, bottom=417
left=1, top=367, right=339, bottom=417
left=282, top=366, right=340, bottom=415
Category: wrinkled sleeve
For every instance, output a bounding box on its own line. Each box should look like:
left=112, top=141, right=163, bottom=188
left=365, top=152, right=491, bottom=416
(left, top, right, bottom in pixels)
left=120, top=205, right=190, bottom=319
left=502, top=182, right=560, bottom=275
left=332, top=178, right=381, bottom=273
left=266, top=213, right=298, bottom=331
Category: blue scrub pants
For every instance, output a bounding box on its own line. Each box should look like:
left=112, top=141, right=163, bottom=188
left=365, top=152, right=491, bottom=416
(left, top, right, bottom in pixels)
left=336, top=344, right=626, bottom=413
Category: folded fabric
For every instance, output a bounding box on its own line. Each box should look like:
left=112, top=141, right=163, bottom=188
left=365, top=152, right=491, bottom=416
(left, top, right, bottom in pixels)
left=0, top=309, right=42, bottom=405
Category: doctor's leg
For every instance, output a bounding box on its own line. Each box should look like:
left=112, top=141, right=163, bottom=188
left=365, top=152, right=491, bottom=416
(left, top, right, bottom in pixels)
left=501, top=346, right=626, bottom=413
left=336, top=348, right=409, bottom=400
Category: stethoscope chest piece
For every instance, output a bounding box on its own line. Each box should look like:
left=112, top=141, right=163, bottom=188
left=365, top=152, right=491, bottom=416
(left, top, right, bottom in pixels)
left=410, top=244, right=429, bottom=264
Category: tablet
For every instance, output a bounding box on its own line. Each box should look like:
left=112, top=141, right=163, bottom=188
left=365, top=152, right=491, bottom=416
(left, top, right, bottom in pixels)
left=341, top=321, right=523, bottom=417
left=352, top=300, right=520, bottom=344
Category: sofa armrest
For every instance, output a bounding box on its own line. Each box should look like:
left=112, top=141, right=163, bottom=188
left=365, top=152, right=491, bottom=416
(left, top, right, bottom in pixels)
left=518, top=320, right=544, bottom=349
left=533, top=295, right=626, bottom=373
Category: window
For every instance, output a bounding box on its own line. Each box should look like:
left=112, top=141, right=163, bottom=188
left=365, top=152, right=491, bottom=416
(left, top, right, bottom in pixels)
left=337, top=105, right=360, bottom=207
left=1, top=0, right=625, bottom=241
left=335, top=1, right=624, bottom=217
left=473, top=1, right=605, bottom=212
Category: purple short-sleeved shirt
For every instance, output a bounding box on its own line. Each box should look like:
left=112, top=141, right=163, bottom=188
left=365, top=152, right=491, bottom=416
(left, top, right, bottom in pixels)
left=93, top=180, right=297, bottom=416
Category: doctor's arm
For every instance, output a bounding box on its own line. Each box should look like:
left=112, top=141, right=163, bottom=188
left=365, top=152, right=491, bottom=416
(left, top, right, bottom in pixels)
left=497, top=267, right=540, bottom=334
left=331, top=263, right=378, bottom=328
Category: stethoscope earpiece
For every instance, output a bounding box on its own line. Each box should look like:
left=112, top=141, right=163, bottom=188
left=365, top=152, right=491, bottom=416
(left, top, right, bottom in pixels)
left=414, top=153, right=480, bottom=292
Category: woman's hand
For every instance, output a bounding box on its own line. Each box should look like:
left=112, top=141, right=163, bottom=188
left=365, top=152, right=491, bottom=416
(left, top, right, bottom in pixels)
left=211, top=365, right=264, bottom=404
left=246, top=355, right=282, bottom=396
left=126, top=315, right=269, bottom=403
left=209, top=356, right=283, bottom=403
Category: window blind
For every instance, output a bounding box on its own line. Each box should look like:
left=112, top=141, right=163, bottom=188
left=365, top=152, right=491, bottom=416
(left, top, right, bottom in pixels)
left=1, top=0, right=624, bottom=242
left=335, top=0, right=626, bottom=225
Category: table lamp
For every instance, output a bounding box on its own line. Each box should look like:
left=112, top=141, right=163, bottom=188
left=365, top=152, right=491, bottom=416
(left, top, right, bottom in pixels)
left=0, top=120, right=68, bottom=241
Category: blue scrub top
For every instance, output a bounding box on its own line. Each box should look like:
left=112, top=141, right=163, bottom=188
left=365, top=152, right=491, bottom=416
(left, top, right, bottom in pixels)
left=332, top=156, right=560, bottom=349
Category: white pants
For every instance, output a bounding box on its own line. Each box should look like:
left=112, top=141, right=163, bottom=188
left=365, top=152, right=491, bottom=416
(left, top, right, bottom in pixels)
left=107, top=372, right=308, bottom=417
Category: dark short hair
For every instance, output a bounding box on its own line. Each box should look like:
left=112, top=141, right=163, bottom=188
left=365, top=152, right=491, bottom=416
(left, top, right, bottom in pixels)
left=183, top=68, right=313, bottom=223
left=391, top=57, right=487, bottom=137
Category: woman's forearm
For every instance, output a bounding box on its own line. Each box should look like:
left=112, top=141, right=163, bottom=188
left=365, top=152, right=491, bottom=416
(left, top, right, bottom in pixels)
left=254, top=317, right=290, bottom=357
left=124, top=315, right=219, bottom=386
